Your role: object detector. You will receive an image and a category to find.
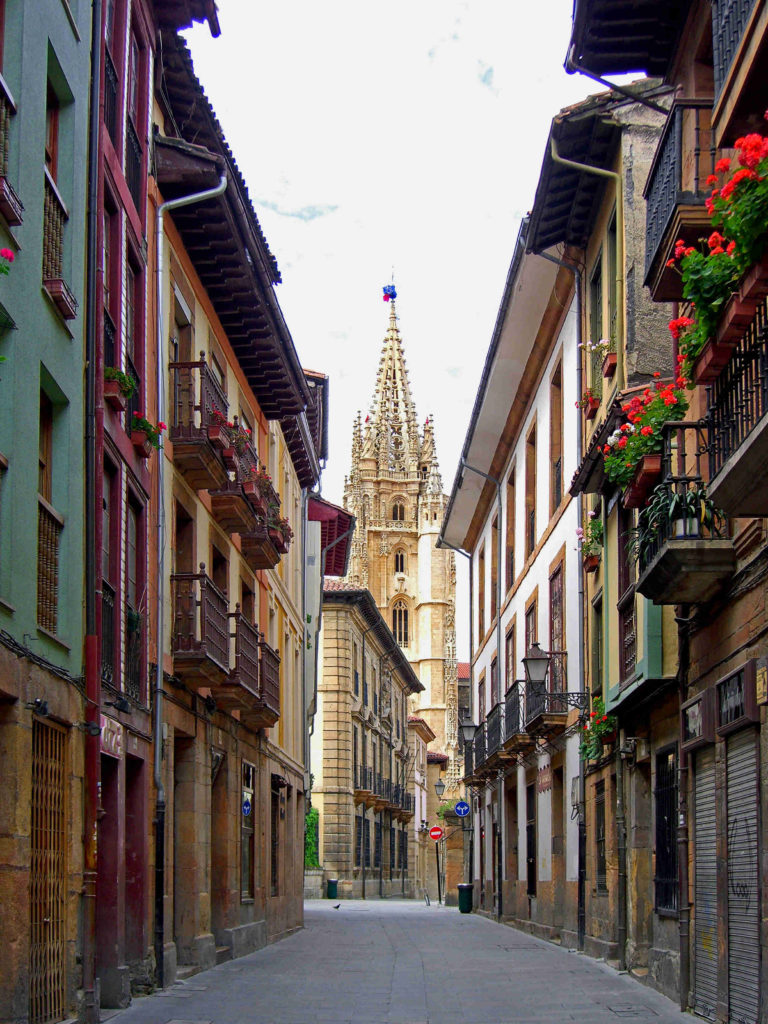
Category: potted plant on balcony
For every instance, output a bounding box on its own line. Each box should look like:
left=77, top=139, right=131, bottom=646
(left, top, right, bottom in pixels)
left=577, top=387, right=600, bottom=420
left=130, top=412, right=165, bottom=458
left=601, top=376, right=689, bottom=505
left=577, top=510, right=603, bottom=573
left=629, top=482, right=725, bottom=568
left=268, top=512, right=293, bottom=555
left=207, top=406, right=230, bottom=450
left=104, top=367, right=135, bottom=412
left=579, top=698, right=617, bottom=760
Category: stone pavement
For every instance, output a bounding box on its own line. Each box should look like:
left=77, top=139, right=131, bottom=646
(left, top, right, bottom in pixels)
left=110, top=900, right=693, bottom=1024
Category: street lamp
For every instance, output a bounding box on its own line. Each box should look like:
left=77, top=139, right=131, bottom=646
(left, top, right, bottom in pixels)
left=522, top=641, right=550, bottom=687
left=434, top=776, right=446, bottom=799
left=459, top=718, right=477, bottom=746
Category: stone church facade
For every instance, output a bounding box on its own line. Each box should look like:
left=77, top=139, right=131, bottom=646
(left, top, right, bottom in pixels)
left=343, top=298, right=460, bottom=791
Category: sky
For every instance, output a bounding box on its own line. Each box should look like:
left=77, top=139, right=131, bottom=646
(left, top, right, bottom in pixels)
left=184, top=1, right=625, bottom=661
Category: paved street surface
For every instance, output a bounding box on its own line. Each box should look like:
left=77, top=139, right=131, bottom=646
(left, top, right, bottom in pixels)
left=111, top=900, right=693, bottom=1024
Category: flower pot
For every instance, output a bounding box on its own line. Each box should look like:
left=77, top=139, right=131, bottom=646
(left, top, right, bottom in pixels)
left=243, top=481, right=268, bottom=517
left=222, top=447, right=237, bottom=472
left=207, top=422, right=229, bottom=451
left=601, top=351, right=618, bottom=379
left=739, top=252, right=768, bottom=305
left=622, top=454, right=662, bottom=509
left=673, top=517, right=700, bottom=539
left=716, top=292, right=760, bottom=345
left=601, top=729, right=617, bottom=747
left=269, top=527, right=289, bottom=555
left=131, top=430, right=153, bottom=459
left=583, top=554, right=600, bottom=574
left=104, top=378, right=127, bottom=412
left=584, top=396, right=600, bottom=420
left=690, top=336, right=737, bottom=384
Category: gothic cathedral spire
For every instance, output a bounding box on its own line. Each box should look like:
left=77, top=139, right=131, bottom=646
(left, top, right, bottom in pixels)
left=343, top=290, right=460, bottom=790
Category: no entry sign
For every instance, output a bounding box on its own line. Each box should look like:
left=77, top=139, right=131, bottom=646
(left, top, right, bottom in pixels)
left=429, top=825, right=444, bottom=841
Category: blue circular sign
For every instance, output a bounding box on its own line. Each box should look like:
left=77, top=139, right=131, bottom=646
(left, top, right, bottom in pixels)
left=454, top=800, right=470, bottom=817
left=242, top=798, right=252, bottom=817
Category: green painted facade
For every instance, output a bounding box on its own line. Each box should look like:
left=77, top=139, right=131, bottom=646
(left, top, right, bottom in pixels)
left=0, top=1, right=91, bottom=677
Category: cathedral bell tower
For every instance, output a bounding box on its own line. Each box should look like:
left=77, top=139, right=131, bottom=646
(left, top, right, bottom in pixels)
left=343, top=288, right=460, bottom=789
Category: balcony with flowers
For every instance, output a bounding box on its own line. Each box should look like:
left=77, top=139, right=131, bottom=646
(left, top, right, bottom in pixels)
left=633, top=422, right=735, bottom=605
left=168, top=354, right=231, bottom=490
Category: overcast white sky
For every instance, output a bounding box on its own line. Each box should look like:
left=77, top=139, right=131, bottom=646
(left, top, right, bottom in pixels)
left=184, top=2, right=625, bottom=661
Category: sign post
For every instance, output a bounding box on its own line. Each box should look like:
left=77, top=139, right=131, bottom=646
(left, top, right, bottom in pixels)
left=429, top=825, right=444, bottom=904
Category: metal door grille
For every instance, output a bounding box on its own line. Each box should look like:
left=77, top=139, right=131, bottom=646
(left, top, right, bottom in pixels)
left=726, top=729, right=759, bottom=1024
left=29, top=718, right=67, bottom=1024
left=694, top=748, right=717, bottom=1021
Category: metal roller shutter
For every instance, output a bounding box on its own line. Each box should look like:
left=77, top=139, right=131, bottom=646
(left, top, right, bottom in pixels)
left=726, top=729, right=759, bottom=1024
left=694, top=747, right=717, bottom=1021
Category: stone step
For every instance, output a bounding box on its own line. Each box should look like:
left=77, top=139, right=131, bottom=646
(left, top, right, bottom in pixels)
left=216, top=945, right=232, bottom=965
left=176, top=965, right=199, bottom=982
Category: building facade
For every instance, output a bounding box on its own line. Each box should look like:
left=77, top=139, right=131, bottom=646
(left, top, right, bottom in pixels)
left=343, top=297, right=460, bottom=789
left=313, top=583, right=422, bottom=898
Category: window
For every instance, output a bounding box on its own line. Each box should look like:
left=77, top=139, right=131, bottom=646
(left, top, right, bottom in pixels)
left=38, top=392, right=53, bottom=502
left=392, top=600, right=408, bottom=647
left=589, top=256, right=604, bottom=398
left=595, top=780, right=607, bottom=891
left=270, top=781, right=280, bottom=896
left=45, top=83, right=59, bottom=180
left=374, top=820, right=382, bottom=868
left=525, top=602, right=537, bottom=654
left=607, top=213, right=618, bottom=348
left=37, top=392, right=62, bottom=635
left=353, top=641, right=359, bottom=696
left=240, top=579, right=255, bottom=623
left=618, top=505, right=637, bottom=683
left=127, top=33, right=140, bottom=128
left=478, top=675, right=485, bottom=722
left=591, top=593, right=603, bottom=697
left=655, top=747, right=678, bottom=912
left=549, top=565, right=564, bottom=692
left=241, top=762, right=255, bottom=898
left=394, top=549, right=405, bottom=574
left=526, top=782, right=537, bottom=897
left=101, top=465, right=117, bottom=685
left=392, top=502, right=405, bottom=521
left=505, top=625, right=516, bottom=693
left=478, top=545, right=485, bottom=639
left=525, top=426, right=536, bottom=557
left=355, top=814, right=363, bottom=867
left=490, top=657, right=499, bottom=707
left=125, top=499, right=142, bottom=701
left=124, top=259, right=143, bottom=425
left=490, top=517, right=498, bottom=622
left=550, top=364, right=563, bottom=514
left=505, top=468, right=515, bottom=591
left=210, top=543, right=228, bottom=596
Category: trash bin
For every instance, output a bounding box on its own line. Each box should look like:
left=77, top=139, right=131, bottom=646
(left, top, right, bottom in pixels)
left=327, top=878, right=338, bottom=900
left=457, top=883, right=473, bottom=914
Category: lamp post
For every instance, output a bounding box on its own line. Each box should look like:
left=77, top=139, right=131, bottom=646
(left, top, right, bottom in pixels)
left=459, top=719, right=477, bottom=887
left=434, top=775, right=446, bottom=904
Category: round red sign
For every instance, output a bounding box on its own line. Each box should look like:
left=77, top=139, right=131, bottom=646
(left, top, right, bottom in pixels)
left=429, top=825, right=443, bottom=841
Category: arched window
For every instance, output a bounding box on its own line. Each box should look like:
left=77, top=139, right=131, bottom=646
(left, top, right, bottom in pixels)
left=394, top=550, right=406, bottom=574
left=392, top=502, right=405, bottom=521
left=392, top=600, right=409, bottom=647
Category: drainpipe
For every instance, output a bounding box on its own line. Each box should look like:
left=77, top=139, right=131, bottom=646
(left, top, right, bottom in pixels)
left=458, top=459, right=504, bottom=920
left=676, top=605, right=691, bottom=1011
left=82, top=0, right=102, bottom=1017
left=564, top=49, right=671, bottom=116
left=616, top=741, right=628, bottom=970
left=550, top=136, right=625, bottom=390
left=534, top=250, right=587, bottom=948
left=153, top=171, right=227, bottom=987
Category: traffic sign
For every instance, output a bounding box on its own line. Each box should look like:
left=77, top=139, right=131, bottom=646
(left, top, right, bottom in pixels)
left=454, top=800, right=470, bottom=817
left=242, top=798, right=252, bottom=817
left=429, top=825, right=444, bottom=841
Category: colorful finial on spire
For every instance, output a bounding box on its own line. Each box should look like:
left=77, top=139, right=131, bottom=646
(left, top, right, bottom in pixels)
left=382, top=284, right=397, bottom=302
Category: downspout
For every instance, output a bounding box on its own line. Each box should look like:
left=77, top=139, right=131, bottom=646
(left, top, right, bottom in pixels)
left=676, top=605, right=691, bottom=1011
left=82, top=0, right=103, bottom=1017
left=564, top=48, right=671, bottom=116
left=360, top=618, right=376, bottom=901
left=550, top=136, right=625, bottom=390
left=301, top=488, right=309, bottom=778
left=550, top=134, right=629, bottom=957
left=535, top=250, right=586, bottom=948
left=459, top=459, right=504, bottom=920
left=153, top=171, right=227, bottom=987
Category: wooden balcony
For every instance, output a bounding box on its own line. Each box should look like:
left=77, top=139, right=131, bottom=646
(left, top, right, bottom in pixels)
left=636, top=423, right=735, bottom=604
left=257, top=633, right=280, bottom=729
left=208, top=481, right=258, bottom=535
left=644, top=100, right=717, bottom=301
left=169, top=355, right=230, bottom=491
left=708, top=295, right=768, bottom=515
left=215, top=608, right=279, bottom=731
left=171, top=566, right=230, bottom=686
left=240, top=522, right=280, bottom=572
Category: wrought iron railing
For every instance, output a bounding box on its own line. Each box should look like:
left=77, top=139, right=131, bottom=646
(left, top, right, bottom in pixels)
left=464, top=736, right=474, bottom=777
left=473, top=723, right=486, bottom=769
left=103, top=310, right=116, bottom=368
left=505, top=681, right=522, bottom=738
left=355, top=765, right=373, bottom=791
left=125, top=117, right=143, bottom=213
left=486, top=703, right=502, bottom=757
left=524, top=678, right=570, bottom=727
left=258, top=635, right=280, bottom=716
left=101, top=581, right=115, bottom=684
left=124, top=601, right=142, bottom=702
left=104, top=48, right=119, bottom=146
left=644, top=100, right=716, bottom=281
left=125, top=352, right=141, bottom=427
left=170, top=354, right=229, bottom=437
left=230, top=606, right=260, bottom=694
left=171, top=566, right=229, bottom=672
left=402, top=792, right=414, bottom=814
left=708, top=296, right=768, bottom=480
left=712, top=0, right=759, bottom=99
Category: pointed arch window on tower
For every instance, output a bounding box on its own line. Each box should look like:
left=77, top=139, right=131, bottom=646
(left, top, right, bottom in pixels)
left=392, top=502, right=405, bottom=522
left=394, top=549, right=406, bottom=574
left=392, top=600, right=409, bottom=647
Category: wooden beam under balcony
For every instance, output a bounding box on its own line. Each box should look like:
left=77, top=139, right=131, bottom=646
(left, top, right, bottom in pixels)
left=636, top=537, right=736, bottom=604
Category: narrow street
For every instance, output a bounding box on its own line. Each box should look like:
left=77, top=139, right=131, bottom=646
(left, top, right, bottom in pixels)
left=110, top=902, right=692, bottom=1024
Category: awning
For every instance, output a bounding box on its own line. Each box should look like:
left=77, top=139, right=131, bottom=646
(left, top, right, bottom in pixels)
left=308, top=496, right=355, bottom=577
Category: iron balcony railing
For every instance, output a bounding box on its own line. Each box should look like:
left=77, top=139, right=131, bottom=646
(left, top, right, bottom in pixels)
left=230, top=606, right=260, bottom=695
left=464, top=736, right=475, bottom=777
left=103, top=310, right=116, bottom=368
left=103, top=47, right=119, bottom=145
left=473, top=723, right=486, bottom=769
left=258, top=635, right=280, bottom=718
left=644, top=100, right=716, bottom=283
left=355, top=765, right=373, bottom=791
left=125, top=352, right=141, bottom=427
left=505, top=681, right=522, bottom=738
left=125, top=117, right=142, bottom=213
left=101, top=581, right=115, bottom=684
left=524, top=653, right=569, bottom=726
left=712, top=0, right=759, bottom=99
left=124, top=601, right=142, bottom=702
left=708, top=296, right=768, bottom=480
left=170, top=353, right=229, bottom=438
left=171, top=566, right=230, bottom=672
left=486, top=702, right=502, bottom=757
left=402, top=792, right=414, bottom=814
